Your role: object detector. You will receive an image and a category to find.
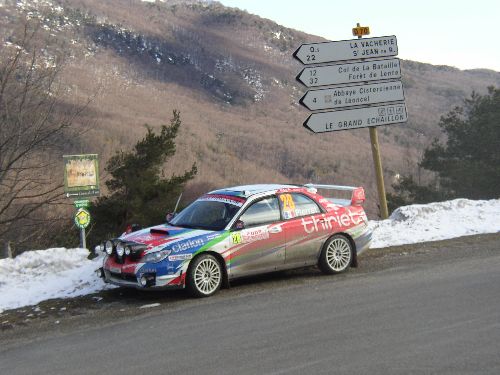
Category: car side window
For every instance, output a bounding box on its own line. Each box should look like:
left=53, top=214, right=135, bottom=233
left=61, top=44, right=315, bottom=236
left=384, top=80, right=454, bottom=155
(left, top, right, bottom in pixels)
left=279, top=193, right=321, bottom=220
left=238, top=196, right=281, bottom=228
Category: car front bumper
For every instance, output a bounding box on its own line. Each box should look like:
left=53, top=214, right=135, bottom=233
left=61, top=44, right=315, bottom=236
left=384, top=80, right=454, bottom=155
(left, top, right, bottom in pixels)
left=100, top=268, right=185, bottom=290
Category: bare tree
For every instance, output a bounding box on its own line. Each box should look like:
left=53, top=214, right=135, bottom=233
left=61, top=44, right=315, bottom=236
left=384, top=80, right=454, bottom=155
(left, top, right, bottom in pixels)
left=0, top=20, right=87, bottom=249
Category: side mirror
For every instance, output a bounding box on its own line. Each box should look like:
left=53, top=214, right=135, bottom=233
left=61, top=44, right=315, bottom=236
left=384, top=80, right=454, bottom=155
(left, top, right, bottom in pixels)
left=166, top=212, right=176, bottom=223
left=234, top=220, right=245, bottom=230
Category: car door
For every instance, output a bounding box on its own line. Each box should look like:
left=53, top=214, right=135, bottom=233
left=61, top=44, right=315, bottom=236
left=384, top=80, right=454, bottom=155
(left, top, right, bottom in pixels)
left=279, top=193, right=327, bottom=267
left=227, top=196, right=285, bottom=278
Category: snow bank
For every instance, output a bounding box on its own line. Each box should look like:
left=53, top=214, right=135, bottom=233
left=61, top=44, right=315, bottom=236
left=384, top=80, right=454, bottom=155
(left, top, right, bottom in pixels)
left=0, top=248, right=112, bottom=313
left=370, top=198, right=500, bottom=248
left=0, top=198, right=499, bottom=312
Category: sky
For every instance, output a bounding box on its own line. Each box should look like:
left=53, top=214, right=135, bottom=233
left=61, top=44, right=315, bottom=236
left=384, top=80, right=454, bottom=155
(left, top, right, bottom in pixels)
left=217, top=0, right=500, bottom=72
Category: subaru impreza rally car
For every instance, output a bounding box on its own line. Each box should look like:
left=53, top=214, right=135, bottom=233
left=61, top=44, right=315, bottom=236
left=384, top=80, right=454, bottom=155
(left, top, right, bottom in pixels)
left=96, top=184, right=372, bottom=297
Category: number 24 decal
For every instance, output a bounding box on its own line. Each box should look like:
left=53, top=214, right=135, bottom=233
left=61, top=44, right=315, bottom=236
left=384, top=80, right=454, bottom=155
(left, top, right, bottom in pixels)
left=280, top=194, right=295, bottom=211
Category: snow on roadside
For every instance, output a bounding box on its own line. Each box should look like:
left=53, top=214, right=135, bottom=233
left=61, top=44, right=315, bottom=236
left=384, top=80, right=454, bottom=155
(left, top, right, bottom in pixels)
left=0, top=248, right=113, bottom=313
left=370, top=198, right=500, bottom=248
left=0, top=198, right=499, bottom=313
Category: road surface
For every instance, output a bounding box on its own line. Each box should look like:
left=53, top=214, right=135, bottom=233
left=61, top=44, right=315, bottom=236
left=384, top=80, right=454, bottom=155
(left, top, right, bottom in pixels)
left=1, top=234, right=499, bottom=374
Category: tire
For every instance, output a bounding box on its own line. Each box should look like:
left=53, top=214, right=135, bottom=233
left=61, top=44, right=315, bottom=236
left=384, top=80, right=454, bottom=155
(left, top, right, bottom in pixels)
left=187, top=253, right=223, bottom=298
left=318, top=234, right=353, bottom=275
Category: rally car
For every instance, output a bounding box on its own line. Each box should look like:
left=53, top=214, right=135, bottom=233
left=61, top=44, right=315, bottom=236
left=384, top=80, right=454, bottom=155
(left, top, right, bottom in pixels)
left=96, top=184, right=372, bottom=297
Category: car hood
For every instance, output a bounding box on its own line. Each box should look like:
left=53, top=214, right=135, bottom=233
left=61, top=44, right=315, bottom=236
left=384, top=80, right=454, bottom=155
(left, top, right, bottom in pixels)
left=119, top=224, right=223, bottom=255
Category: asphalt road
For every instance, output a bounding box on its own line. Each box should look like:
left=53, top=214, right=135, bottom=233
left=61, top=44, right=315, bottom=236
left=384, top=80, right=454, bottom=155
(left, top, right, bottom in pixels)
left=1, top=234, right=499, bottom=374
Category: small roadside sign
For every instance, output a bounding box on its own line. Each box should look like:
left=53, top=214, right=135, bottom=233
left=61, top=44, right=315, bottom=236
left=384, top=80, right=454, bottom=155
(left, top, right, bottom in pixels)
left=352, top=25, right=370, bottom=37
left=293, top=35, right=398, bottom=65
left=74, top=199, right=90, bottom=209
left=303, top=103, right=408, bottom=133
left=300, top=80, right=405, bottom=111
left=63, top=154, right=100, bottom=198
left=74, top=208, right=91, bottom=229
left=296, top=58, right=401, bottom=88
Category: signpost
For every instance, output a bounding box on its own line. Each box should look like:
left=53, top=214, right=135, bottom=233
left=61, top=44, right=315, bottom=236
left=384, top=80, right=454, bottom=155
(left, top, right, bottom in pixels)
left=74, top=208, right=91, bottom=249
left=352, top=25, right=370, bottom=37
left=293, top=35, right=398, bottom=65
left=296, top=58, right=401, bottom=87
left=63, top=154, right=100, bottom=198
left=63, top=154, right=100, bottom=249
left=303, top=103, right=408, bottom=133
left=294, top=25, right=408, bottom=219
left=300, top=80, right=405, bottom=111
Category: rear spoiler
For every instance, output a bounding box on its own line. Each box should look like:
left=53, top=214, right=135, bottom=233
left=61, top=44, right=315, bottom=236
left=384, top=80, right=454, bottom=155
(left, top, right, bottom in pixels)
left=304, top=184, right=366, bottom=206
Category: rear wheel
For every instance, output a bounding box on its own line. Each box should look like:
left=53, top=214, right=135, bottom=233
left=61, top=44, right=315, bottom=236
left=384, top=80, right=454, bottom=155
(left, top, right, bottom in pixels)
left=318, top=235, right=353, bottom=275
left=187, top=254, right=223, bottom=298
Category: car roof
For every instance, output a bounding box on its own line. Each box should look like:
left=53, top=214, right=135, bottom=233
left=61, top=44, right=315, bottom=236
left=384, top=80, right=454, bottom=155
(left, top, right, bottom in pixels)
left=208, top=184, right=300, bottom=198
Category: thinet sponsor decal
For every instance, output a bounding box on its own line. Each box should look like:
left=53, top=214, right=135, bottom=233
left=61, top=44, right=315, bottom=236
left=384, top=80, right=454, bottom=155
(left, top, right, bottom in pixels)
left=301, top=210, right=367, bottom=234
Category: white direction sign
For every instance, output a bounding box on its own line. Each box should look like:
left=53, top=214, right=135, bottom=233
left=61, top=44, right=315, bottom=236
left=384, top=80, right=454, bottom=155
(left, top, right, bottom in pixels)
left=300, top=80, right=405, bottom=111
left=297, top=58, right=401, bottom=88
left=304, top=103, right=408, bottom=133
left=293, top=36, right=398, bottom=65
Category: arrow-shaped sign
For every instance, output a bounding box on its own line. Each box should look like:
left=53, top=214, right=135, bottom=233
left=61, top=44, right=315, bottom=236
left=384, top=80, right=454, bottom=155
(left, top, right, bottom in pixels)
left=296, top=58, right=401, bottom=88
left=300, top=80, right=405, bottom=111
left=293, top=35, right=398, bottom=65
left=303, top=103, right=408, bottom=133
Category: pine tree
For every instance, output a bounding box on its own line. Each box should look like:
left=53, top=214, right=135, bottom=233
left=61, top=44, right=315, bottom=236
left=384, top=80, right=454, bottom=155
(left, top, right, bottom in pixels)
left=388, top=87, right=500, bottom=209
left=421, top=87, right=500, bottom=199
left=89, top=110, right=196, bottom=244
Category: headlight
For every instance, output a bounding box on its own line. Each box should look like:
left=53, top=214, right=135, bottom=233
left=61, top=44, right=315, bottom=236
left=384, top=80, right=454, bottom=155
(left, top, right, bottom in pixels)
left=141, top=249, right=171, bottom=263
left=94, top=244, right=104, bottom=254
left=116, top=242, right=125, bottom=257
left=105, top=240, right=114, bottom=255
left=125, top=245, right=131, bottom=256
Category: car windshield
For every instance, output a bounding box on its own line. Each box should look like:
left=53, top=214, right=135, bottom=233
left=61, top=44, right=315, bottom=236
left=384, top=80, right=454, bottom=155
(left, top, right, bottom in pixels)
left=170, top=195, right=245, bottom=231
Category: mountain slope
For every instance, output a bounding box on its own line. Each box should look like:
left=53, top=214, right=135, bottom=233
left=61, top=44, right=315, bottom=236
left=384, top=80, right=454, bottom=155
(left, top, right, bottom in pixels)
left=2, top=0, right=500, bottom=216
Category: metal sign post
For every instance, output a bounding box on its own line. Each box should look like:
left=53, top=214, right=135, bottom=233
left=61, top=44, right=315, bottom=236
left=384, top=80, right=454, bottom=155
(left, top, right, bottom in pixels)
left=294, top=23, right=408, bottom=219
left=369, top=126, right=389, bottom=218
left=74, top=207, right=91, bottom=249
left=354, top=24, right=390, bottom=219
left=80, top=228, right=86, bottom=249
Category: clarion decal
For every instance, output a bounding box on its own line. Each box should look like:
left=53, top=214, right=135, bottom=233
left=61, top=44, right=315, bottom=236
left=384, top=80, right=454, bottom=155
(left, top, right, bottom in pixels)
left=301, top=211, right=366, bottom=234
left=171, top=238, right=205, bottom=252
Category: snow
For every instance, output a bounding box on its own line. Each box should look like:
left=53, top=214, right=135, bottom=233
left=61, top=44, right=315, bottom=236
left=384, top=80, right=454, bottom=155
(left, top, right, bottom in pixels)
left=0, top=198, right=499, bottom=312
left=370, top=198, right=500, bottom=248
left=0, top=248, right=113, bottom=313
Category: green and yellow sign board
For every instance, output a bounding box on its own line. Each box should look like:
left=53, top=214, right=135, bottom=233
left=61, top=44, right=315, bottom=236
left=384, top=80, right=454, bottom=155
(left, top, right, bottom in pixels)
left=74, top=199, right=90, bottom=209
left=63, top=154, right=100, bottom=198
left=74, top=208, right=91, bottom=229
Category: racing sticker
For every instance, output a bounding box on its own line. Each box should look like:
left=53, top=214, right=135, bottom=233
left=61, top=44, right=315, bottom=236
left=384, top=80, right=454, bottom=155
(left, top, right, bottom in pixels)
left=199, top=194, right=245, bottom=207
left=171, top=238, right=205, bottom=252
left=231, top=232, right=242, bottom=244
left=168, top=254, right=193, bottom=262
left=280, top=194, right=296, bottom=219
left=242, top=228, right=269, bottom=242
left=231, top=227, right=270, bottom=244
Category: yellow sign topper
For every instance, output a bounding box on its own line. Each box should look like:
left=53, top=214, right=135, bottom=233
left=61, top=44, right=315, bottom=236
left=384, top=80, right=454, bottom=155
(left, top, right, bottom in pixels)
left=352, top=24, right=370, bottom=37
left=74, top=208, right=91, bottom=229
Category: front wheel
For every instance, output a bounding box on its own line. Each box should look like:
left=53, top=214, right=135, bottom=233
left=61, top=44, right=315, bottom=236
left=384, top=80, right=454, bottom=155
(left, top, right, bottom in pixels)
left=187, top=254, right=223, bottom=298
left=318, top=235, right=353, bottom=275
